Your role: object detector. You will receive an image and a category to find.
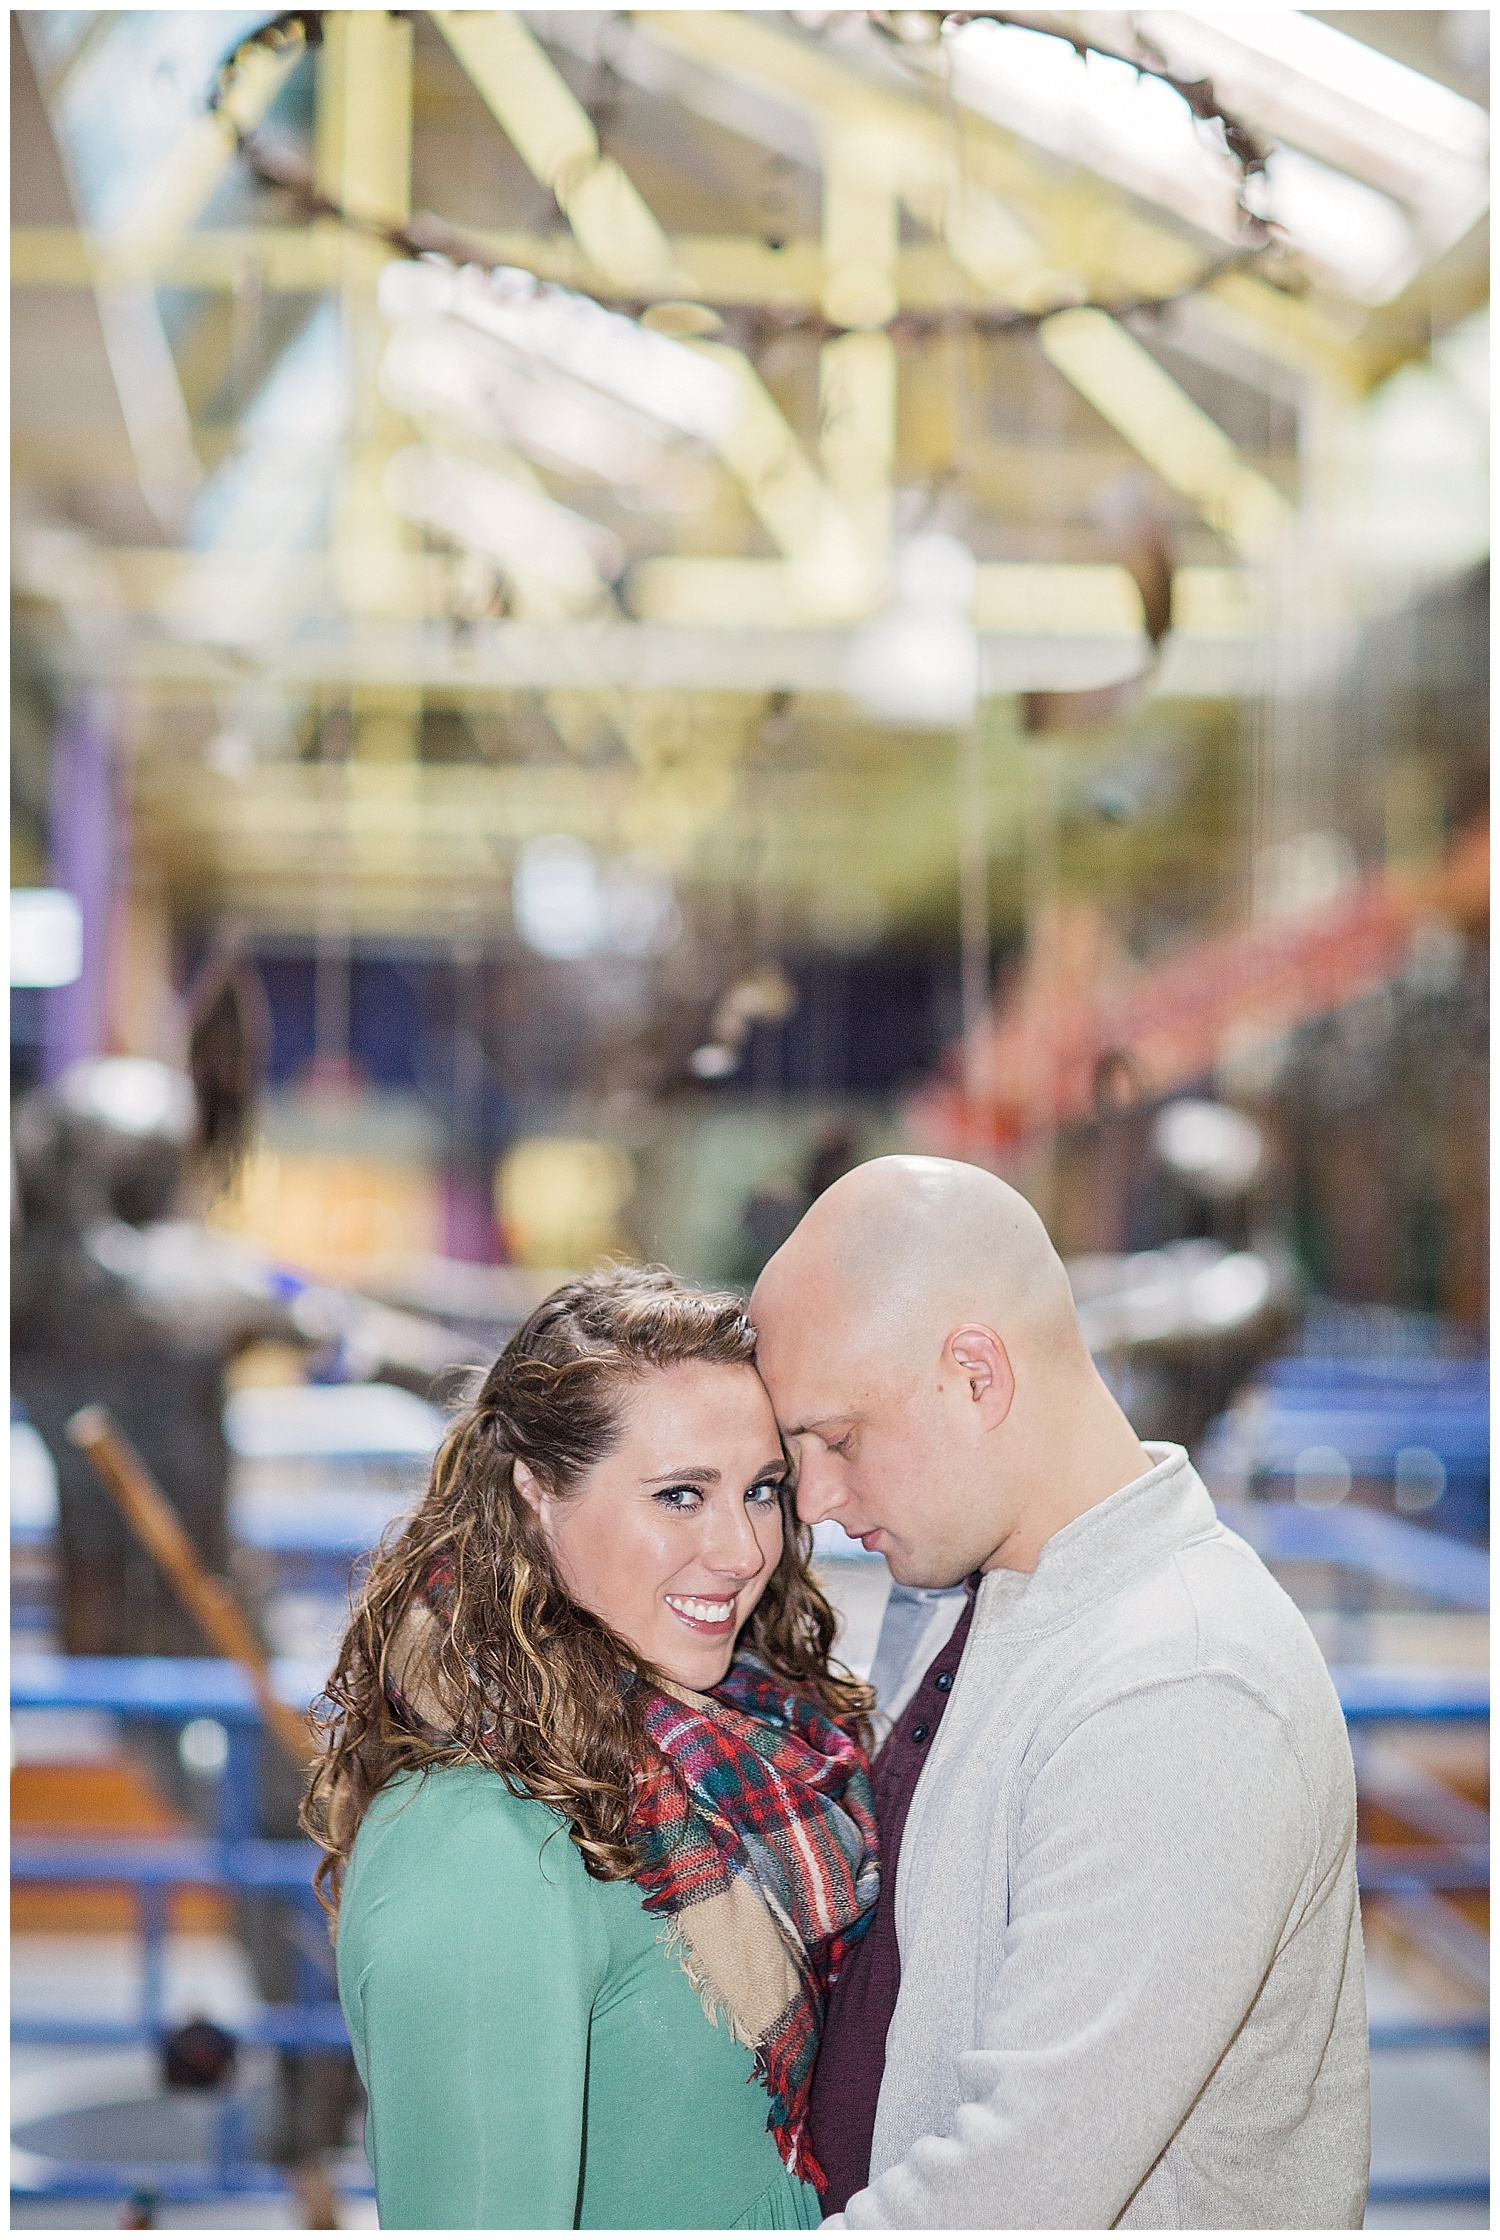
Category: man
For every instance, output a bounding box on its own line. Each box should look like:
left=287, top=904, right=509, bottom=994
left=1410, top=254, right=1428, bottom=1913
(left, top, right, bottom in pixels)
left=751, top=1156, right=1369, bottom=2230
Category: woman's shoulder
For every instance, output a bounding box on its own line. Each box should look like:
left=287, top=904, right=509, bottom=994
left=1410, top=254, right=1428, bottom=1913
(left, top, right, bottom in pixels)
left=350, top=1763, right=589, bottom=1901
left=337, top=1764, right=614, bottom=2034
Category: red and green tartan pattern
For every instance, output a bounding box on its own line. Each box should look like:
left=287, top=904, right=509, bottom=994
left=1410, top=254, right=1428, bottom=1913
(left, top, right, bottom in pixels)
left=402, top=1561, right=878, bottom=2190
left=633, top=1654, right=880, bottom=2186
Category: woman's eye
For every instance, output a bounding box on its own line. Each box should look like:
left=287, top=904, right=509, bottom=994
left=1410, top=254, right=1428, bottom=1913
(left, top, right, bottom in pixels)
left=653, top=1484, right=702, bottom=1511
left=747, top=1478, right=785, bottom=1508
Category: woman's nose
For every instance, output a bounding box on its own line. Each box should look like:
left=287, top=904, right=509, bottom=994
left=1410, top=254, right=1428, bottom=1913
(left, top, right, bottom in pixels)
left=700, top=1494, right=768, bottom=1576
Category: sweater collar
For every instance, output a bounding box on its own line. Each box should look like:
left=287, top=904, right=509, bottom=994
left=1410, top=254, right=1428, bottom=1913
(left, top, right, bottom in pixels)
left=973, top=1443, right=1218, bottom=1637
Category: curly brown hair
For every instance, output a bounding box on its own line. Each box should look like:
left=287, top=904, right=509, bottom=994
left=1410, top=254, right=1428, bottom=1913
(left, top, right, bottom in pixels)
left=304, top=1264, right=872, bottom=1911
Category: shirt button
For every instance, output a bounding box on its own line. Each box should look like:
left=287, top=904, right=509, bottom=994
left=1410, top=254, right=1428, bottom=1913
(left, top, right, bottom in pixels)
left=933, top=1672, right=954, bottom=1692
left=910, top=1723, right=930, bottom=1743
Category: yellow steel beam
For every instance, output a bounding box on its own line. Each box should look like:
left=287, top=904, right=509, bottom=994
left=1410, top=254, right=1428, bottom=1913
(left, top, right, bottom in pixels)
left=426, top=17, right=867, bottom=587
left=898, top=161, right=1052, bottom=308
left=630, top=556, right=1140, bottom=633
left=317, top=13, right=418, bottom=666
left=817, top=122, right=899, bottom=576
left=13, top=226, right=331, bottom=290
left=46, top=545, right=1254, bottom=650
left=1038, top=309, right=1296, bottom=559
left=627, top=555, right=1254, bottom=640
left=126, top=751, right=991, bottom=938
left=317, top=11, right=411, bottom=230
left=817, top=332, right=896, bottom=569
left=686, top=344, right=871, bottom=608
left=57, top=614, right=1258, bottom=697
left=638, top=11, right=1142, bottom=305
left=3, top=227, right=1037, bottom=313
left=821, top=123, right=899, bottom=330
left=1201, top=272, right=1367, bottom=398
left=7, top=225, right=1387, bottom=394
left=431, top=10, right=679, bottom=291
left=636, top=12, right=1376, bottom=386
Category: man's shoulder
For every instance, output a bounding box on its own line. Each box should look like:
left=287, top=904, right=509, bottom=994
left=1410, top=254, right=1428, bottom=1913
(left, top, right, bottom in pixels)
left=971, top=1513, right=1338, bottom=1734
left=1054, top=1525, right=1349, bottom=1787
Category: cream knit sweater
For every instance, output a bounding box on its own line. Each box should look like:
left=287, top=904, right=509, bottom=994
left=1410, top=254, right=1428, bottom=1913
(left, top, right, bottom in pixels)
left=831, top=1445, right=1369, bottom=2231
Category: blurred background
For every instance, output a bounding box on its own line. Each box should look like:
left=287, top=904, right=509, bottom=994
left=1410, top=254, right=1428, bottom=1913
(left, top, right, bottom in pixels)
left=9, top=6, right=1488, bottom=2227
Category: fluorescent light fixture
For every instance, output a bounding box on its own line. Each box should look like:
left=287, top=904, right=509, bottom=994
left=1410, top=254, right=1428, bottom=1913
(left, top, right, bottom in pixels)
left=808, top=880, right=889, bottom=956
left=57, top=1056, right=196, bottom=1138
left=1393, top=1446, right=1445, bottom=1515
left=512, top=837, right=680, bottom=960
left=689, top=1042, right=740, bottom=1079
left=379, top=261, right=741, bottom=445
left=1169, top=9, right=1487, bottom=161
left=1139, top=10, right=1487, bottom=283
left=602, top=852, right=681, bottom=958
left=1191, top=1252, right=1273, bottom=1329
left=1254, top=147, right=1416, bottom=304
left=1252, top=831, right=1358, bottom=920
left=847, top=534, right=981, bottom=729
left=10, top=888, right=84, bottom=988
left=947, top=21, right=1242, bottom=245
left=384, top=446, right=624, bottom=608
left=896, top=534, right=978, bottom=612
left=949, top=13, right=1487, bottom=300
left=1153, top=1100, right=1265, bottom=1195
left=380, top=320, right=669, bottom=488
left=1293, top=1444, right=1352, bottom=1509
left=513, top=835, right=606, bottom=959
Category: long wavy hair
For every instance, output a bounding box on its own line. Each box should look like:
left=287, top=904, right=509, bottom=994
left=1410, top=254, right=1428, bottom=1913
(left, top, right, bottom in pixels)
left=304, top=1264, right=872, bottom=1911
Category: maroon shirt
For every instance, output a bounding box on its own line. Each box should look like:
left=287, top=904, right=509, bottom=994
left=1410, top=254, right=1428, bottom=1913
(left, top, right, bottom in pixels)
left=809, top=1579, right=980, bottom=2213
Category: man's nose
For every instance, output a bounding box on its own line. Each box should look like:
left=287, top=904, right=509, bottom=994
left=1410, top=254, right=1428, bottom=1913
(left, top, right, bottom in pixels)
left=793, top=1449, right=847, bottom=1528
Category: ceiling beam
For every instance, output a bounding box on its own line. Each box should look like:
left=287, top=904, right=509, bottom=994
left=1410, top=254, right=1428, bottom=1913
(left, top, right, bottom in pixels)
left=636, top=10, right=1190, bottom=308
left=318, top=12, right=418, bottom=670
left=29, top=548, right=1253, bottom=643
left=6, top=224, right=1388, bottom=393
left=428, top=16, right=866, bottom=594
left=1039, top=310, right=1297, bottom=560
left=629, top=558, right=1155, bottom=635
left=49, top=604, right=1261, bottom=699
left=431, top=10, right=680, bottom=293
left=634, top=14, right=1386, bottom=387
left=7, top=222, right=1069, bottom=317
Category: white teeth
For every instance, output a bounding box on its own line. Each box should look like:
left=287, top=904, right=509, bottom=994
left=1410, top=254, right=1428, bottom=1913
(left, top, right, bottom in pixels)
left=666, top=1595, right=735, bottom=1623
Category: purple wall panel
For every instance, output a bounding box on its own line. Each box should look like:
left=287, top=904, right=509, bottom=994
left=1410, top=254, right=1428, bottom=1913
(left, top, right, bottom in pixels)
left=42, top=695, right=118, bottom=1081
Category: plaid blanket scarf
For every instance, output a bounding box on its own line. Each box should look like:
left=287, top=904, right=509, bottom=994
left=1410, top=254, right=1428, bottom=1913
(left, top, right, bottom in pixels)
left=389, top=1568, right=877, bottom=2191
left=633, top=1653, right=879, bottom=2188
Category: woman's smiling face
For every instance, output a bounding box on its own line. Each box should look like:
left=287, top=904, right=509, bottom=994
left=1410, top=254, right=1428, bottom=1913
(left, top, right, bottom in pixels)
left=515, top=1360, right=787, bottom=1690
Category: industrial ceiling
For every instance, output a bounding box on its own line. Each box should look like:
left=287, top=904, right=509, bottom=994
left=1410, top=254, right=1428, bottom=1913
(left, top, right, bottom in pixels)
left=10, top=10, right=1489, bottom=949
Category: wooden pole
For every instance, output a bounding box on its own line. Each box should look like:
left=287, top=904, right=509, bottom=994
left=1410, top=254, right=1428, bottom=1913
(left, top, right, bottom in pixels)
left=66, top=1404, right=314, bottom=1770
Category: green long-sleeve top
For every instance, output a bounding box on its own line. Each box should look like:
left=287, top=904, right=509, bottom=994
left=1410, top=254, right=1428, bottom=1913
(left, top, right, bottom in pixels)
left=337, top=1764, right=822, bottom=2230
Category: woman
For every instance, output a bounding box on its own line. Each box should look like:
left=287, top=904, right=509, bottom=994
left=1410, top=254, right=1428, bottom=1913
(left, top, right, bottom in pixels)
left=307, top=1265, right=877, bottom=2230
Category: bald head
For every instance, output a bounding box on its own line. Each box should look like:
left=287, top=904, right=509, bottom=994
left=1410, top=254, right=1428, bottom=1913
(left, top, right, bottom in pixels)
left=754, top=1156, right=1085, bottom=1388
left=751, top=1156, right=1148, bottom=1582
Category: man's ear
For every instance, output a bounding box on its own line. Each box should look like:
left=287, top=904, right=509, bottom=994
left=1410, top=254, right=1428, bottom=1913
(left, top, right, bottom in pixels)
left=944, top=1325, right=1015, bottom=1428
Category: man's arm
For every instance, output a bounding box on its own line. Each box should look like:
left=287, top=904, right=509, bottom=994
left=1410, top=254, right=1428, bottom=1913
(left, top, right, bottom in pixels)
left=834, top=1674, right=1322, bottom=2230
